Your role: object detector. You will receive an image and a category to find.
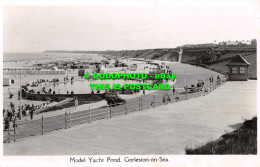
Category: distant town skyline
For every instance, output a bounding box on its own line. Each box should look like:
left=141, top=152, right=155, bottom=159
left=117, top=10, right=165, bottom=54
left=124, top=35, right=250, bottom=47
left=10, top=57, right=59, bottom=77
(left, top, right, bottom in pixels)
left=3, top=0, right=259, bottom=52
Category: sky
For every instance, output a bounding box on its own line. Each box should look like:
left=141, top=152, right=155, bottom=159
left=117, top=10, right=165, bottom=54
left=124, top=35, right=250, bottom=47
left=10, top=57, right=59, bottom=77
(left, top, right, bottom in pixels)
left=3, top=0, right=259, bottom=52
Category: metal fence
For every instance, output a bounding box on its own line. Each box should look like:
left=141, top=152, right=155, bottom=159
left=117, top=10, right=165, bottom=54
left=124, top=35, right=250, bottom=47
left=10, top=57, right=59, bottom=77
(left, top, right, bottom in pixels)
left=3, top=76, right=228, bottom=143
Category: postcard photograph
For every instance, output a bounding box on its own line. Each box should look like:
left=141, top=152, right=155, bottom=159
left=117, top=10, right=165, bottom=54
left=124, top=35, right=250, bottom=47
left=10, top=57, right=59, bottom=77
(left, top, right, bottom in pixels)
left=1, top=0, right=259, bottom=166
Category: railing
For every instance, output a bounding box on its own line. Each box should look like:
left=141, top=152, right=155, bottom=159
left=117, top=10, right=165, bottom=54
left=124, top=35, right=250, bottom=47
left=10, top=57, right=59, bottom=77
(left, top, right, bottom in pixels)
left=3, top=76, right=228, bottom=143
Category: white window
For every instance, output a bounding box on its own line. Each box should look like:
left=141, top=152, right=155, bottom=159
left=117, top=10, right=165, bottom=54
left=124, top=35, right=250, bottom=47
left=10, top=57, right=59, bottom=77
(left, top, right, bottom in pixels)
left=232, top=67, right=238, bottom=74
left=240, top=67, right=246, bottom=74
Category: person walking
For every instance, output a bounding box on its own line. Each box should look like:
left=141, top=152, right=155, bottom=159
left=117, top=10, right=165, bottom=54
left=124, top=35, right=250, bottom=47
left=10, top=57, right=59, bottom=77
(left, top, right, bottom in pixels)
left=75, top=98, right=78, bottom=109
left=13, top=115, right=17, bottom=129
left=30, top=107, right=34, bottom=120
left=4, top=118, right=9, bottom=131
left=18, top=106, right=21, bottom=119
left=162, top=95, right=166, bottom=104
left=217, top=75, right=220, bottom=85
left=10, top=102, right=15, bottom=110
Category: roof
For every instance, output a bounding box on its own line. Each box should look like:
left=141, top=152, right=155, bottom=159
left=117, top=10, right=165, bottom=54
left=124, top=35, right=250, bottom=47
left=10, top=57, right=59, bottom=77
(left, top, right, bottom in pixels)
left=226, top=41, right=239, bottom=45
left=226, top=54, right=250, bottom=66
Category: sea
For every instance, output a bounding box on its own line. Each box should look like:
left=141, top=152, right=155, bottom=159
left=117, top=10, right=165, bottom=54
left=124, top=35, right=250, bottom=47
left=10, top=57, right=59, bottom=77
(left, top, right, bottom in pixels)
left=3, top=52, right=84, bottom=62
left=3, top=52, right=101, bottom=68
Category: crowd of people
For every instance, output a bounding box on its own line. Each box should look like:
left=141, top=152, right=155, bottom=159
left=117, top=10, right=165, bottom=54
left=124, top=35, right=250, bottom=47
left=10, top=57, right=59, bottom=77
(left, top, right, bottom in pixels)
left=3, top=102, right=21, bottom=131
left=3, top=100, right=55, bottom=131
left=3, top=109, right=16, bottom=131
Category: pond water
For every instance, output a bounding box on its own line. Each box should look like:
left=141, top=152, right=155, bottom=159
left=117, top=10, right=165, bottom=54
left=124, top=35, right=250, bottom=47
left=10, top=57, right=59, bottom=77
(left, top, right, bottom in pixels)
left=47, top=78, right=143, bottom=94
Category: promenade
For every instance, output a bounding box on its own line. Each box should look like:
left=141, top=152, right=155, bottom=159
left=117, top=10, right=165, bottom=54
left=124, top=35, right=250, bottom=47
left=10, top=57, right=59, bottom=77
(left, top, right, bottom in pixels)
left=4, top=80, right=256, bottom=155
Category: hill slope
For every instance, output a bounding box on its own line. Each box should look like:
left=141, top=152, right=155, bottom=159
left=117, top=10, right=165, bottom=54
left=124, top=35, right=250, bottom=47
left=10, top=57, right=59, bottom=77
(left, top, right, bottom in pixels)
left=46, top=46, right=256, bottom=78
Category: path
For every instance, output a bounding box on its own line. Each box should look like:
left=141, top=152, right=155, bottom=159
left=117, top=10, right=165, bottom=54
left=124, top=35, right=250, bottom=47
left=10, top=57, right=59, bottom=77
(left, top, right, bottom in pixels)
left=4, top=80, right=256, bottom=155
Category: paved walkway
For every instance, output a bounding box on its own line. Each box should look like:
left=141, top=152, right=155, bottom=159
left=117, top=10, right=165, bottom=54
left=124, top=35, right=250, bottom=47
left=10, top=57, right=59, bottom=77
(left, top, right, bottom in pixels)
left=4, top=81, right=256, bottom=155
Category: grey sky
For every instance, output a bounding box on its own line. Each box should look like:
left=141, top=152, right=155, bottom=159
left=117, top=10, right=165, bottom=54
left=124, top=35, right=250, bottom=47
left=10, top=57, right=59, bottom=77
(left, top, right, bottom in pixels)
left=3, top=0, right=259, bottom=52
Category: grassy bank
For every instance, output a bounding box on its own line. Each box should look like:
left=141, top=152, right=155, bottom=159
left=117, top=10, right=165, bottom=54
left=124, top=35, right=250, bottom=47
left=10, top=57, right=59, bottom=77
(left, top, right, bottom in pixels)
left=185, top=117, right=257, bottom=154
left=207, top=53, right=257, bottom=78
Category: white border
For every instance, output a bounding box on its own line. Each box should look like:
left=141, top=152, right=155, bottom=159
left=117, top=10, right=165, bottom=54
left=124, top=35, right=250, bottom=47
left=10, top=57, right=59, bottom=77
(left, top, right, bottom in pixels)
left=0, top=0, right=259, bottom=167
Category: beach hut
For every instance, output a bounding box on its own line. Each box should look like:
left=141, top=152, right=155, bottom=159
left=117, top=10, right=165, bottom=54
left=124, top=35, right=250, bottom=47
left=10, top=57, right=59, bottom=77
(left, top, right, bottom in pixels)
left=226, top=54, right=250, bottom=81
left=3, top=78, right=12, bottom=86
left=78, top=69, right=85, bottom=76
left=129, top=64, right=137, bottom=71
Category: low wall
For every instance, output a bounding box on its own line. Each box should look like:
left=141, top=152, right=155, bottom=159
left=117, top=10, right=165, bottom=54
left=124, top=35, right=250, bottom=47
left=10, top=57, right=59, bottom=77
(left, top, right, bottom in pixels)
left=3, top=70, right=66, bottom=75
left=23, top=91, right=106, bottom=102
left=36, top=98, right=74, bottom=114
left=228, top=74, right=248, bottom=81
